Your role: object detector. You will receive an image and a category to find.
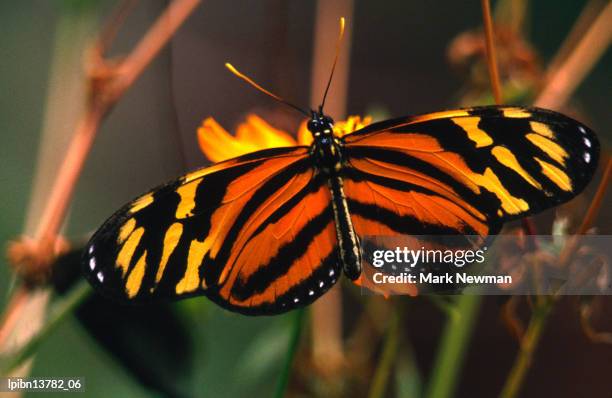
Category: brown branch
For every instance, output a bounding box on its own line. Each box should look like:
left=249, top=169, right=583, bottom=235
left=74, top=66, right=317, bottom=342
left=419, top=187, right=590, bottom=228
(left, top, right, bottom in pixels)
left=36, top=0, right=201, bottom=260
left=112, top=0, right=200, bottom=98
left=0, top=287, right=29, bottom=348
left=33, top=105, right=104, bottom=262
left=480, top=0, right=503, bottom=104
left=1, top=0, right=200, bottom=360
left=535, top=0, right=612, bottom=109
left=544, top=0, right=606, bottom=80
left=97, top=0, right=140, bottom=57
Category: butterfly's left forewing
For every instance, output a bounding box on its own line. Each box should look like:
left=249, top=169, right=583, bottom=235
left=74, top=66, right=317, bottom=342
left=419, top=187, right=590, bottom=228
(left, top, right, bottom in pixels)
left=84, top=146, right=340, bottom=315
left=342, top=106, right=599, bottom=237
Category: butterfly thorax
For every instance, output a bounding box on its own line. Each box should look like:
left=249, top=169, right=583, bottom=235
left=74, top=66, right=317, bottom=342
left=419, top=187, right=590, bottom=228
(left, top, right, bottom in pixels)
left=308, top=112, right=344, bottom=175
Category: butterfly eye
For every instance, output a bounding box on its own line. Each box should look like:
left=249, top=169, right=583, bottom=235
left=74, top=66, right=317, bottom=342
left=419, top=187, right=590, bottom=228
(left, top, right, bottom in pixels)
left=307, top=120, right=319, bottom=131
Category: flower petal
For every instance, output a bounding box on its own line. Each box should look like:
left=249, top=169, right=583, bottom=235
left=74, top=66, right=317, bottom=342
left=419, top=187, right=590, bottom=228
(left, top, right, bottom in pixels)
left=238, top=115, right=297, bottom=149
left=198, top=114, right=371, bottom=163
left=198, top=117, right=260, bottom=162
left=333, top=115, right=372, bottom=137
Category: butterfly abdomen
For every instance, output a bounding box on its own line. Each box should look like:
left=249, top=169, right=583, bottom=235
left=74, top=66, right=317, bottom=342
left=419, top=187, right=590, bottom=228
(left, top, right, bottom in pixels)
left=328, top=174, right=362, bottom=280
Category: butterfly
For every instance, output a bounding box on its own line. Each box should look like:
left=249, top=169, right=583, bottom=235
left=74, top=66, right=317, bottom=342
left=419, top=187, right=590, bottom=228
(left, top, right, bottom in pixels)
left=83, top=100, right=599, bottom=315
left=82, top=19, right=599, bottom=315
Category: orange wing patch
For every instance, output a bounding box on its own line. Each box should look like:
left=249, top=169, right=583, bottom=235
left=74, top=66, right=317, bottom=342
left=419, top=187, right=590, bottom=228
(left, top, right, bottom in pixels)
left=218, top=183, right=337, bottom=308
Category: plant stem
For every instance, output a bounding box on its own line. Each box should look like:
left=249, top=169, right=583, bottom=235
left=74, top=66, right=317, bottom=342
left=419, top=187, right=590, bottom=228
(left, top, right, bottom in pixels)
left=481, top=0, right=503, bottom=104
left=534, top=0, right=612, bottom=109
left=425, top=294, right=481, bottom=398
left=428, top=295, right=460, bottom=319
left=1, top=281, right=91, bottom=375
left=368, top=307, right=399, bottom=398
left=274, top=308, right=306, bottom=398
left=499, top=297, right=553, bottom=398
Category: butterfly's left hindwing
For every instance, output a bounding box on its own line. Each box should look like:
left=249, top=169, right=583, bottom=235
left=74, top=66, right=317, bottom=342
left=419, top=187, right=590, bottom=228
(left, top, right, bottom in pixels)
left=343, top=106, right=599, bottom=232
left=84, top=146, right=341, bottom=315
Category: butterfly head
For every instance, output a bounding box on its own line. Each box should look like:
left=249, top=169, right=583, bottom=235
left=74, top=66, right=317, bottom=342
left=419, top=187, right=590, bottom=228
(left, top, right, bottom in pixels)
left=308, top=110, right=335, bottom=139
left=309, top=110, right=343, bottom=174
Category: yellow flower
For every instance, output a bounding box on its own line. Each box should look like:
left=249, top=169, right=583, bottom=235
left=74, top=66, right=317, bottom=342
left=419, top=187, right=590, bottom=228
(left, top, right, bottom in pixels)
left=197, top=114, right=372, bottom=163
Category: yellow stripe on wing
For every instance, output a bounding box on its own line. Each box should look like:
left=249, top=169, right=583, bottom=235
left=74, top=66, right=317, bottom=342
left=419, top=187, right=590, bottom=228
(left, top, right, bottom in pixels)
left=126, top=250, right=147, bottom=298
left=452, top=117, right=493, bottom=148
left=116, top=227, right=145, bottom=277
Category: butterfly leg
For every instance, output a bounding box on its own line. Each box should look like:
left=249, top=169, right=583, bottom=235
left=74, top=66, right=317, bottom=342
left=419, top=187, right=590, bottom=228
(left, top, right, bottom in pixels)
left=328, top=174, right=361, bottom=280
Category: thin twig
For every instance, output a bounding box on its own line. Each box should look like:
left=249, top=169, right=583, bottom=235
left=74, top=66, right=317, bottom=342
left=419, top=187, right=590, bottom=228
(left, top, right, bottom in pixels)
left=481, top=0, right=503, bottom=104
left=0, top=287, right=29, bottom=348
left=535, top=1, right=612, bottom=109
left=499, top=296, right=553, bottom=398
left=97, top=0, right=140, bottom=56
left=367, top=307, right=399, bottom=398
left=274, top=309, right=306, bottom=398
left=34, top=106, right=104, bottom=259
left=0, top=282, right=91, bottom=374
left=544, top=0, right=605, bottom=81
left=112, top=0, right=200, bottom=98
left=424, top=295, right=481, bottom=398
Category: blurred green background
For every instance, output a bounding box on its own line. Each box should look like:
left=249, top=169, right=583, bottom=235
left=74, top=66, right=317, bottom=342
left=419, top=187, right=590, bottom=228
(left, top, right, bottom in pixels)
left=0, top=1, right=610, bottom=397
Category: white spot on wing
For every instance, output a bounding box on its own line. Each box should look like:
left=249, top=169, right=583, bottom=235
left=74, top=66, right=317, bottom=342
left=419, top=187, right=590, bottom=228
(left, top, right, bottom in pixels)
left=309, top=290, right=314, bottom=296
left=293, top=298, right=299, bottom=303
left=329, top=269, right=335, bottom=276
left=319, top=281, right=324, bottom=288
left=584, top=153, right=591, bottom=163
left=88, top=245, right=94, bottom=254
left=96, top=271, right=104, bottom=283
left=89, top=257, right=96, bottom=270
left=579, top=126, right=587, bottom=135
left=583, top=137, right=591, bottom=148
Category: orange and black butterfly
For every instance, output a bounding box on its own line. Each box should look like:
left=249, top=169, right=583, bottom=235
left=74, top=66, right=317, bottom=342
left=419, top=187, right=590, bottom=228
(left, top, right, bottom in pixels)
left=83, top=102, right=599, bottom=314
left=83, top=21, right=599, bottom=315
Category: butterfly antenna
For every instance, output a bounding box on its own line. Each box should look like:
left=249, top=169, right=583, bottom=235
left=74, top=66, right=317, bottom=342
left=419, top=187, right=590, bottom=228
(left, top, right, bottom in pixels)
left=319, top=17, right=346, bottom=113
left=225, top=63, right=310, bottom=117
